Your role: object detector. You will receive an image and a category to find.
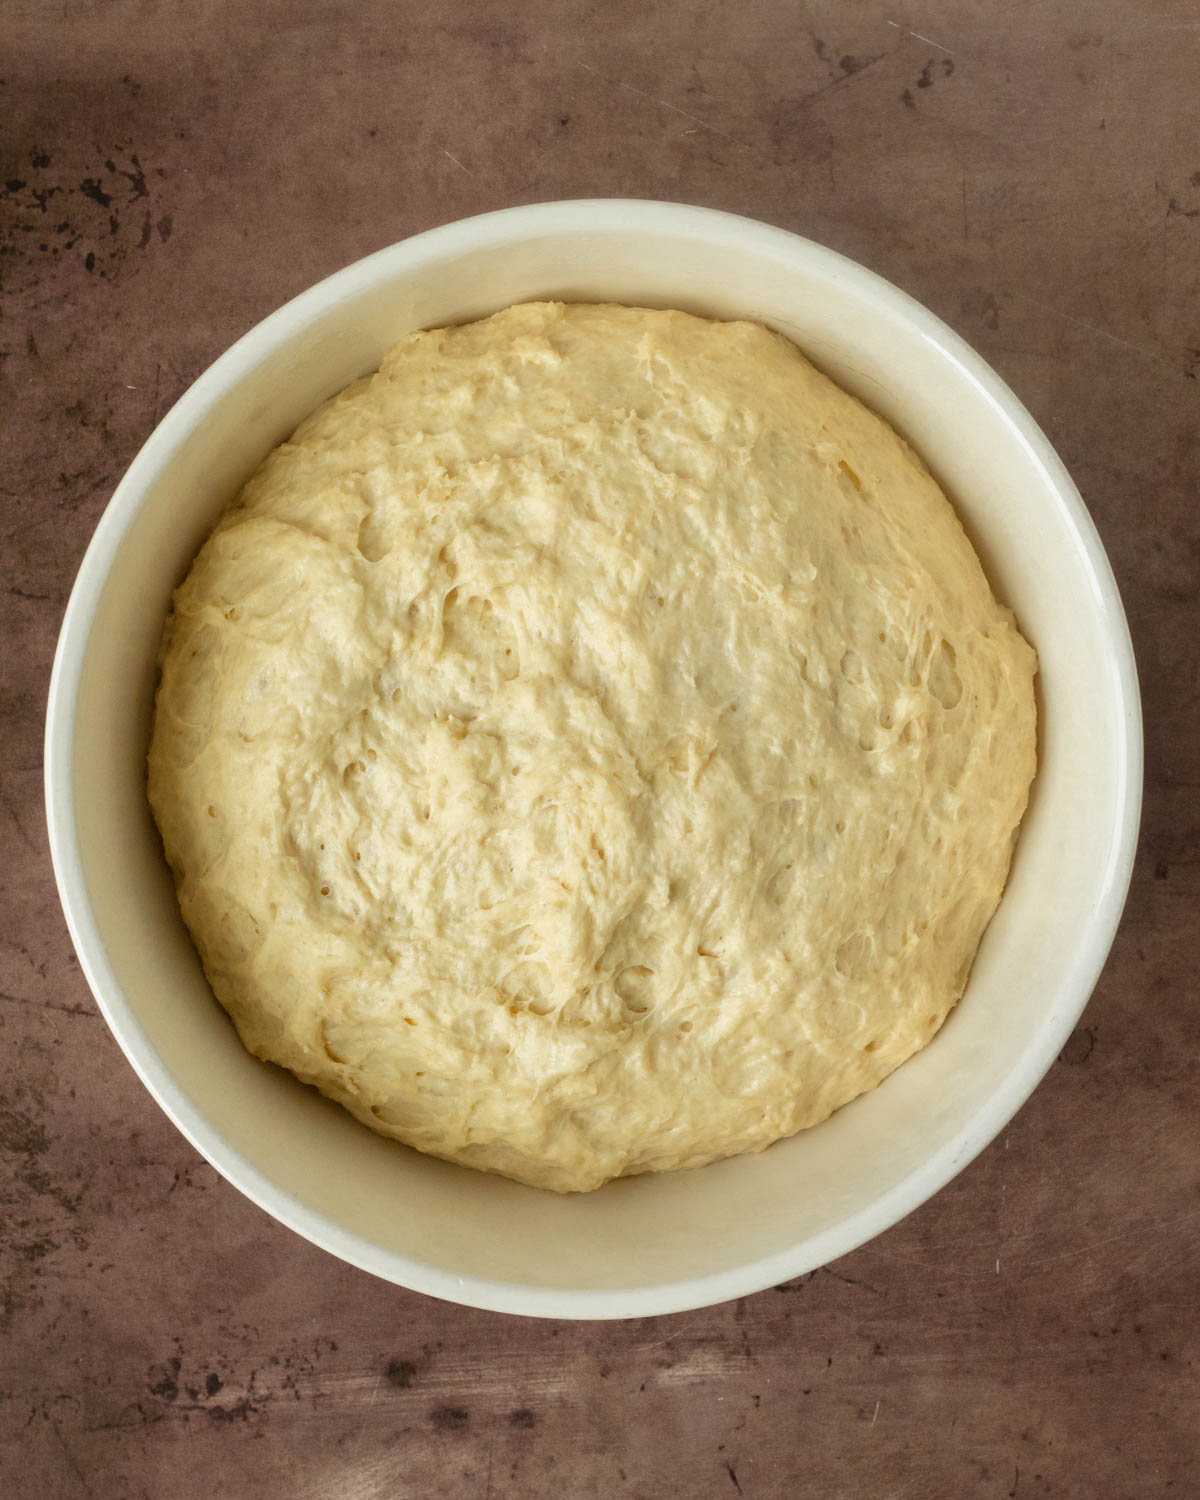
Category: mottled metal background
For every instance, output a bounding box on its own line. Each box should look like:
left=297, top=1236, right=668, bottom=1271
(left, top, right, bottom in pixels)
left=2, top=2, right=1197, bottom=1495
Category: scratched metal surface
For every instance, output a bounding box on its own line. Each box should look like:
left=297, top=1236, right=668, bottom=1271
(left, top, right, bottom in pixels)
left=2, top=2, right=1198, bottom=1495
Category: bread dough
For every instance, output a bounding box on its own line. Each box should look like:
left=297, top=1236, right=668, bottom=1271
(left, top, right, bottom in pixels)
left=148, top=302, right=1037, bottom=1193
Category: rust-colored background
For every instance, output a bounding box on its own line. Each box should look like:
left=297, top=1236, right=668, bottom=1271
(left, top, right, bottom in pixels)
left=3, top=2, right=1198, bottom=1495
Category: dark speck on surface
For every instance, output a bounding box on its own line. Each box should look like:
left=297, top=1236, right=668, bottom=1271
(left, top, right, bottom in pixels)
left=207, top=1397, right=259, bottom=1424
left=79, top=177, right=112, bottom=207
left=509, top=1407, right=536, bottom=1428
left=430, top=1405, right=470, bottom=1431
left=1058, top=1027, right=1096, bottom=1067
left=386, top=1358, right=418, bottom=1388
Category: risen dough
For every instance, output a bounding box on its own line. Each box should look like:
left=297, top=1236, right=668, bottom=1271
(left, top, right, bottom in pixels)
left=149, top=302, right=1037, bottom=1193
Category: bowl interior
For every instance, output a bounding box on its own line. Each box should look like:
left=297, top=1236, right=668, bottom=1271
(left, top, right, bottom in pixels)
left=50, top=203, right=1139, bottom=1317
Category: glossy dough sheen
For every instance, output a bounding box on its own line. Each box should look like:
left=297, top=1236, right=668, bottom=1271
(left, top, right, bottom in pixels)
left=148, top=302, right=1037, bottom=1193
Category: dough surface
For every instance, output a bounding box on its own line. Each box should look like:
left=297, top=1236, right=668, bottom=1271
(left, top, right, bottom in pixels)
left=148, top=302, right=1037, bottom=1193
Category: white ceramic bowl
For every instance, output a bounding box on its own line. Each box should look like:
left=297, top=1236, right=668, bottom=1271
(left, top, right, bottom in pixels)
left=45, top=201, right=1141, bottom=1319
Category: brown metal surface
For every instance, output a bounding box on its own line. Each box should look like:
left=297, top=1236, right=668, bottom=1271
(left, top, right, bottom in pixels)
left=2, top=3, right=1197, bottom=1494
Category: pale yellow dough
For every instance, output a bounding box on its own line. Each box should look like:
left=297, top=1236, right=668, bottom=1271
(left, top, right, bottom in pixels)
left=149, top=302, right=1037, bottom=1193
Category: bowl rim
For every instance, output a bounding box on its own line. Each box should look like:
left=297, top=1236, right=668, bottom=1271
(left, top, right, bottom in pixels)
left=44, top=198, right=1143, bottom=1319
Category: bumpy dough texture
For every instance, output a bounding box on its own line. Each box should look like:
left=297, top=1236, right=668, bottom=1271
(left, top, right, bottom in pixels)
left=149, top=302, right=1037, bottom=1193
